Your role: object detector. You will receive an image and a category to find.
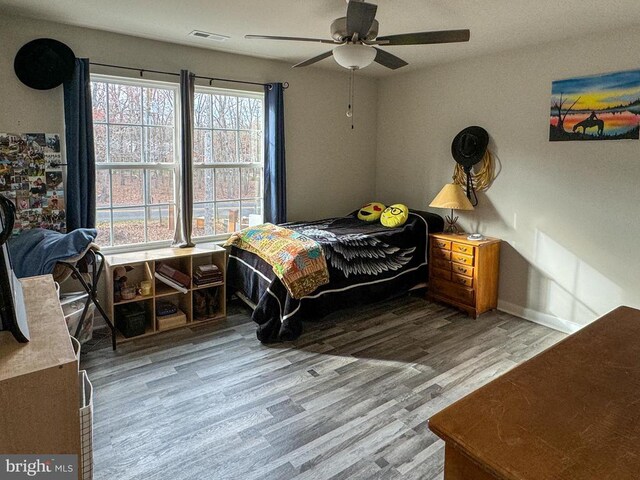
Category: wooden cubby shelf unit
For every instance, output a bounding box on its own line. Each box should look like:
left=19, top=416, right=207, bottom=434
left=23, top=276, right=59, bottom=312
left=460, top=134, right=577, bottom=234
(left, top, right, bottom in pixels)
left=103, top=243, right=226, bottom=344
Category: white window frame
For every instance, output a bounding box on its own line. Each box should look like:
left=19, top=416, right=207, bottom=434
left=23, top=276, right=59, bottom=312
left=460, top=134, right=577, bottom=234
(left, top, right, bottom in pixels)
left=92, top=74, right=180, bottom=253
left=191, top=85, right=264, bottom=242
left=92, top=75, right=265, bottom=253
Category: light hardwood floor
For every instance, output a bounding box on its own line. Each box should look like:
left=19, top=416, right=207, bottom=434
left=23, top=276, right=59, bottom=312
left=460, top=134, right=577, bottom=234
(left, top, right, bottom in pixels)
left=83, top=295, right=565, bottom=480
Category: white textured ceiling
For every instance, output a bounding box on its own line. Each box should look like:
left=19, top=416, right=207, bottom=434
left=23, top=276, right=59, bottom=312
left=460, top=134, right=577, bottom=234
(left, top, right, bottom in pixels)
left=4, top=0, right=640, bottom=76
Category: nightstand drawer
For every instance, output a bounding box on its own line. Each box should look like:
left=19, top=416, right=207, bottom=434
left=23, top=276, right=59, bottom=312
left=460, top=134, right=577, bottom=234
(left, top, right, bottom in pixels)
left=432, top=248, right=451, bottom=261
left=451, top=263, right=473, bottom=277
left=431, top=278, right=475, bottom=305
left=432, top=267, right=452, bottom=281
left=451, top=273, right=473, bottom=287
left=432, top=238, right=452, bottom=250
left=452, top=242, right=474, bottom=255
left=451, top=252, right=474, bottom=266
left=432, top=258, right=451, bottom=271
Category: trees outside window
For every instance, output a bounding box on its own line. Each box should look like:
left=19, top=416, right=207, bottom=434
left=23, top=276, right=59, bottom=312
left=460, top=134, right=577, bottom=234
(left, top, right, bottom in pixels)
left=92, top=76, right=264, bottom=249
left=192, top=88, right=263, bottom=238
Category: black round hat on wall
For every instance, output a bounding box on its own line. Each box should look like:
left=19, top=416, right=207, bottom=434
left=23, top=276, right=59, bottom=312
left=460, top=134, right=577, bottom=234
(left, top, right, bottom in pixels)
left=14, top=38, right=76, bottom=90
left=451, top=126, right=489, bottom=168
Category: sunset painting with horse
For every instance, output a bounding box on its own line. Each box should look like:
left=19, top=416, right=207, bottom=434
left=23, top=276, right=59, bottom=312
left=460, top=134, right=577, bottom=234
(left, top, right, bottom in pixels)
left=550, top=69, right=640, bottom=141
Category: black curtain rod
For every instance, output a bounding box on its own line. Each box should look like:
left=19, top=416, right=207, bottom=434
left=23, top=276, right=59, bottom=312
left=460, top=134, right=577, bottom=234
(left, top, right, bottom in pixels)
left=89, top=62, right=289, bottom=89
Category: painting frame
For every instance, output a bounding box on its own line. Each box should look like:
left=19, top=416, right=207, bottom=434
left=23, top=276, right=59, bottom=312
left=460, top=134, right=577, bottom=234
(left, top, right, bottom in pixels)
left=549, top=69, right=640, bottom=142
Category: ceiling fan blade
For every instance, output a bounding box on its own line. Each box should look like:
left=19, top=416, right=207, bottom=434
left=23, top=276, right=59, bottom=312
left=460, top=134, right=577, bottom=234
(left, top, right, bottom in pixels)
left=373, top=48, right=408, bottom=70
left=292, top=50, right=334, bottom=68
left=245, top=35, right=336, bottom=45
left=377, top=29, right=470, bottom=46
left=346, top=1, right=378, bottom=38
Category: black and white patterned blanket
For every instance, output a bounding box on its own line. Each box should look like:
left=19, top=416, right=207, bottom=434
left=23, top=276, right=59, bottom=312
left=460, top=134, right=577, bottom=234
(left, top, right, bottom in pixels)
left=226, top=211, right=443, bottom=342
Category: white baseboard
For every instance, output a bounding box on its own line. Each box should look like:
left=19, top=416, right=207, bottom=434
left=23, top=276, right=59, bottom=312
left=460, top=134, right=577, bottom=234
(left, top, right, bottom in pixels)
left=497, top=300, right=582, bottom=334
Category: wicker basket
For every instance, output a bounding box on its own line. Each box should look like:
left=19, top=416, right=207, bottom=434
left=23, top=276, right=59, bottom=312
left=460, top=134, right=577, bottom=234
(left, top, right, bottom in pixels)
left=79, top=370, right=94, bottom=480
left=120, top=286, right=136, bottom=300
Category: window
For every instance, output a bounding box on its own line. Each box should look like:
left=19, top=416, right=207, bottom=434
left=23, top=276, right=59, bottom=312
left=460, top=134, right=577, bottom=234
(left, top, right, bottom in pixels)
left=192, top=87, right=264, bottom=237
left=91, top=76, right=264, bottom=250
left=92, top=75, right=178, bottom=248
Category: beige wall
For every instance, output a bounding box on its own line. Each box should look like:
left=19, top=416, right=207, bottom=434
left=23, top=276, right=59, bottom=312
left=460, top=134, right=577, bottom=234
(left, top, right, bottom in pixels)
left=376, top=28, right=640, bottom=330
left=4, top=14, right=639, bottom=331
left=0, top=14, right=378, bottom=222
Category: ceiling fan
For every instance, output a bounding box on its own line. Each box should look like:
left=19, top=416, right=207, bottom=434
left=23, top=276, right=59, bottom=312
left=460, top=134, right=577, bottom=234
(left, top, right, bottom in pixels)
left=245, top=0, right=470, bottom=71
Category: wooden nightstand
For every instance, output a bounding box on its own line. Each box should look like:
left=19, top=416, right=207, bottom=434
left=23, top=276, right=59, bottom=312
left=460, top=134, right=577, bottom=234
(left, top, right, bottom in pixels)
left=428, top=233, right=501, bottom=318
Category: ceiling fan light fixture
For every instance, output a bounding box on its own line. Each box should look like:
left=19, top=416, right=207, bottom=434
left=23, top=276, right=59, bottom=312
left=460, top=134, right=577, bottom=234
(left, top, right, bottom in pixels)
left=332, top=43, right=376, bottom=70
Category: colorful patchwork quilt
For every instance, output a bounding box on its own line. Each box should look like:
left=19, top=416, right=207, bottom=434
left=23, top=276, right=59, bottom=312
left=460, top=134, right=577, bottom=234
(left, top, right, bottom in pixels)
left=224, top=223, right=329, bottom=299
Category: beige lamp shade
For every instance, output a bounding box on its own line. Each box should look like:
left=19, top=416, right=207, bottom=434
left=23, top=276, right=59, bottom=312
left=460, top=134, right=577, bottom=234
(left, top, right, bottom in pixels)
left=429, top=184, right=474, bottom=211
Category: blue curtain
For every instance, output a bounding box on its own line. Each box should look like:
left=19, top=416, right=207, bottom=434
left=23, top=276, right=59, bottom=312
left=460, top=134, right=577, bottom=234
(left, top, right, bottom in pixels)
left=173, top=70, right=195, bottom=247
left=264, top=83, right=286, bottom=224
left=63, top=58, right=95, bottom=231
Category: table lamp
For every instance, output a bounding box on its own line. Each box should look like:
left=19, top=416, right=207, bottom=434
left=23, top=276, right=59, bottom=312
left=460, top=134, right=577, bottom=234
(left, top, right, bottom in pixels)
left=429, top=183, right=474, bottom=233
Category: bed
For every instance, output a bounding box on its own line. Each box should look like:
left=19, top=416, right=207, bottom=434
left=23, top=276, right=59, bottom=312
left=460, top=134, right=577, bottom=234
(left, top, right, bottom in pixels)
left=225, top=210, right=444, bottom=342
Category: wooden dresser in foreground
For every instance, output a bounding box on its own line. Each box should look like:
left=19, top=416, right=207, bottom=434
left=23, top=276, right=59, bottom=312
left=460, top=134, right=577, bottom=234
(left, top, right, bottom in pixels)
left=429, top=306, right=640, bottom=480
left=0, top=275, right=80, bottom=459
left=428, top=233, right=500, bottom=318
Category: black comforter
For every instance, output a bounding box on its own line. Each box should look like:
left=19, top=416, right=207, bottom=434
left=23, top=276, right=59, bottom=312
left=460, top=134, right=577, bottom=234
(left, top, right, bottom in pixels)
left=226, top=211, right=443, bottom=342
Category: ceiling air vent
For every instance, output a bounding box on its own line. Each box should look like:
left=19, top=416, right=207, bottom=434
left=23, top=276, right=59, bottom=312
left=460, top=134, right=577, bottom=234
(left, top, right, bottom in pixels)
left=188, top=31, right=230, bottom=42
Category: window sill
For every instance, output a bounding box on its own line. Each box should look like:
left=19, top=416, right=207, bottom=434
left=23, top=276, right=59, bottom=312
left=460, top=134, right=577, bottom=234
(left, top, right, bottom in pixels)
left=98, top=235, right=231, bottom=256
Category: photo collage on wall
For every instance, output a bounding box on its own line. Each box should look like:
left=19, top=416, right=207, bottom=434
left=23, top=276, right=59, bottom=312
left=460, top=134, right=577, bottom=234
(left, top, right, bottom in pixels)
left=0, top=133, right=66, bottom=234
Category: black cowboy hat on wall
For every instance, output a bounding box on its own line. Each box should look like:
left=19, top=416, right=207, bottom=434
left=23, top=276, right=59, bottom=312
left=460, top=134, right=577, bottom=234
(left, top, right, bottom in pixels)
left=14, top=38, right=76, bottom=90
left=451, top=126, right=489, bottom=168
left=451, top=125, right=489, bottom=206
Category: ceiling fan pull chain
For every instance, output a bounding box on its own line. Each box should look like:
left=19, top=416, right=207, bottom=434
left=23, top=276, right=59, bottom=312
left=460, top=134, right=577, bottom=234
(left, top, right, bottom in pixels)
left=347, top=68, right=355, bottom=129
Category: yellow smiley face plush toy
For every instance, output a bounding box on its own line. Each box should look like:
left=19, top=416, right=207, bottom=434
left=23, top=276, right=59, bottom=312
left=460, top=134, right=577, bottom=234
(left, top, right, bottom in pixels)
left=357, top=202, right=386, bottom=222
left=381, top=204, right=409, bottom=228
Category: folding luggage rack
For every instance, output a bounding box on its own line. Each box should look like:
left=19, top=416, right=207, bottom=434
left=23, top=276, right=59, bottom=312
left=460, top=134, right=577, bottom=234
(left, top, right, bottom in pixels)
left=58, top=247, right=116, bottom=350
